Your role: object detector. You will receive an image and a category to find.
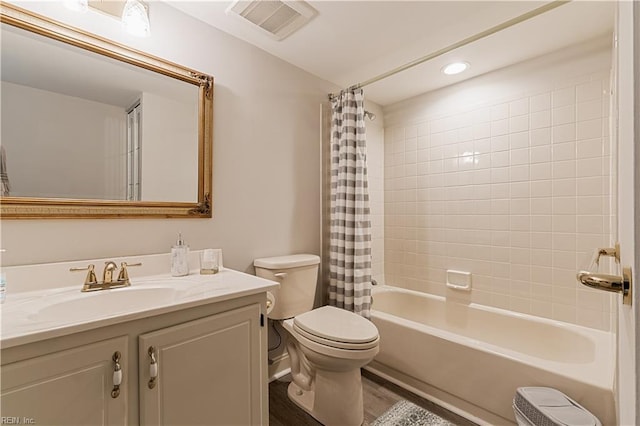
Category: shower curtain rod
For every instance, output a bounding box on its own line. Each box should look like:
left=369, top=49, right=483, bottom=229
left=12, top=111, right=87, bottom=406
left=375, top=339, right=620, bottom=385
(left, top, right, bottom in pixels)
left=328, top=0, right=571, bottom=100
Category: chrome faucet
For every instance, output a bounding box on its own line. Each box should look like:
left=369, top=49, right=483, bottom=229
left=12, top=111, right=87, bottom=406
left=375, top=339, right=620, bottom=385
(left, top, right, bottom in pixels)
left=71, top=261, right=142, bottom=292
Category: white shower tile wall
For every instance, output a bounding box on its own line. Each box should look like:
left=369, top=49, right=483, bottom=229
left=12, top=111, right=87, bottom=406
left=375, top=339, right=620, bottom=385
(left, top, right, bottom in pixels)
left=383, top=58, right=613, bottom=331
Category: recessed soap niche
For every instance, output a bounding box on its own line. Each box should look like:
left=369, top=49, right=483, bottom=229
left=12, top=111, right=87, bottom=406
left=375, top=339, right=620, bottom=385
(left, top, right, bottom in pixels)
left=446, top=270, right=472, bottom=291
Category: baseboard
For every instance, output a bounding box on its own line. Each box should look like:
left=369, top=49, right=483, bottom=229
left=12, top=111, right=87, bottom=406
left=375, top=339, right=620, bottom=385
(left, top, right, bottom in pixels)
left=268, top=352, right=291, bottom=382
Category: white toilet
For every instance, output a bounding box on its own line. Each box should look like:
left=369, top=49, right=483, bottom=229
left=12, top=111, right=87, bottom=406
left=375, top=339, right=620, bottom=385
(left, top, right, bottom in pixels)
left=254, top=254, right=379, bottom=426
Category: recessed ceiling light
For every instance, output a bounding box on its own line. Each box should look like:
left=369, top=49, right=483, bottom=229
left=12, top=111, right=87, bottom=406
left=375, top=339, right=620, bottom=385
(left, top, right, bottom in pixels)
left=442, top=62, right=470, bottom=75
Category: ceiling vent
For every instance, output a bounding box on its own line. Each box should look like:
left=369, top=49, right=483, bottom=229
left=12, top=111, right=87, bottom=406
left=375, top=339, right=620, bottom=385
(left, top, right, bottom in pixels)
left=226, top=0, right=317, bottom=41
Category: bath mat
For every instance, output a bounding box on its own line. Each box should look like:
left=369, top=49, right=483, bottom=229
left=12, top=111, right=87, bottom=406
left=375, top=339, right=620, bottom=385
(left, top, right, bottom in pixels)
left=372, top=400, right=456, bottom=426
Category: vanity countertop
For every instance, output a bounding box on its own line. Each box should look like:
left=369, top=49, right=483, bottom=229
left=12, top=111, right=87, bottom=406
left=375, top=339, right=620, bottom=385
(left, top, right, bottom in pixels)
left=1, top=254, right=278, bottom=349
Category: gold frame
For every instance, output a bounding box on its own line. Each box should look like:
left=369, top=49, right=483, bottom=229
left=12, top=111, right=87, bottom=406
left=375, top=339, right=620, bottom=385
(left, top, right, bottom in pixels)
left=0, top=3, right=213, bottom=219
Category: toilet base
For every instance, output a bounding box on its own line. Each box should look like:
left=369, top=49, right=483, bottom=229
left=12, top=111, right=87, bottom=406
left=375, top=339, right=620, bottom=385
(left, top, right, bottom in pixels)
left=287, top=381, right=316, bottom=417
left=287, top=368, right=364, bottom=426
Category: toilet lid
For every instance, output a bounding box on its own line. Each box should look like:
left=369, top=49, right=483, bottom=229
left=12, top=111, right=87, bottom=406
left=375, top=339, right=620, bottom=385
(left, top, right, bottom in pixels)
left=293, top=306, right=379, bottom=347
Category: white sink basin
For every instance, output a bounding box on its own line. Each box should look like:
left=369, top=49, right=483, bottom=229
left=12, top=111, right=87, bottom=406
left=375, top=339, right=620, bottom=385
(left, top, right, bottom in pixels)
left=30, top=287, right=183, bottom=323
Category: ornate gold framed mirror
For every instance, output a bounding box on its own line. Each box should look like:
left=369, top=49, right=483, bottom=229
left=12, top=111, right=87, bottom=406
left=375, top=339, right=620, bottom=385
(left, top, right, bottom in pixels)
left=0, top=3, right=213, bottom=219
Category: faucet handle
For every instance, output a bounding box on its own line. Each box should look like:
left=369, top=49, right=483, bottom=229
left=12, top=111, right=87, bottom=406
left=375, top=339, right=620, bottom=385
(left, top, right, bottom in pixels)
left=117, top=262, right=142, bottom=283
left=70, top=264, right=98, bottom=286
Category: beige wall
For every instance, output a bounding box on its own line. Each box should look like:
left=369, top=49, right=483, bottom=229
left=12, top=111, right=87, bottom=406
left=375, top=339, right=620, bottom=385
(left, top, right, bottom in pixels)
left=382, top=38, right=614, bottom=331
left=1, top=1, right=338, bottom=275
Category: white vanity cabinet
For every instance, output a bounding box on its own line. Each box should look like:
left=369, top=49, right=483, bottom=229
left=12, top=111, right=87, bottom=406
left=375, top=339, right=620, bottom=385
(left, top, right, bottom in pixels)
left=1, top=336, right=128, bottom=426
left=138, top=303, right=264, bottom=425
left=1, top=294, right=269, bottom=426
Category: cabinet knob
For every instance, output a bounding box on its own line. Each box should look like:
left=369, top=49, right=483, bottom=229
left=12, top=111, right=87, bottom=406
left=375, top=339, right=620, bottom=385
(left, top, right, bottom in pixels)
left=148, top=346, right=158, bottom=389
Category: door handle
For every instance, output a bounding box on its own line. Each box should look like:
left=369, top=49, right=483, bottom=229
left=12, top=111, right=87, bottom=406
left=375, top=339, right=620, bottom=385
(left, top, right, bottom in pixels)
left=148, top=346, right=158, bottom=389
left=111, top=351, right=122, bottom=398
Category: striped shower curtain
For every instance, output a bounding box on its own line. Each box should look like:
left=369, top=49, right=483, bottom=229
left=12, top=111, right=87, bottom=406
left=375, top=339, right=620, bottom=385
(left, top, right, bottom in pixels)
left=328, top=89, right=372, bottom=318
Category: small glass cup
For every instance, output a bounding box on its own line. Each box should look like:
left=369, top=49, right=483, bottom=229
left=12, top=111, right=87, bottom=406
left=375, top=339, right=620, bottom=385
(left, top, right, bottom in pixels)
left=199, top=249, right=219, bottom=275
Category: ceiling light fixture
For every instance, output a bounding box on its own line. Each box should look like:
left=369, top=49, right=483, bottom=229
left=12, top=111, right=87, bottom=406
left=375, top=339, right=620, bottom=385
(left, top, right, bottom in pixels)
left=65, top=0, right=151, bottom=37
left=442, top=62, right=470, bottom=75
left=122, top=0, right=150, bottom=37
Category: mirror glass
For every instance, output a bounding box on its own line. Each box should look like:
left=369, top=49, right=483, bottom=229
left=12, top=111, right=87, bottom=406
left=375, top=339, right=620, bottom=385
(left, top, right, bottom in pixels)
left=0, top=3, right=212, bottom=218
left=1, top=23, right=199, bottom=202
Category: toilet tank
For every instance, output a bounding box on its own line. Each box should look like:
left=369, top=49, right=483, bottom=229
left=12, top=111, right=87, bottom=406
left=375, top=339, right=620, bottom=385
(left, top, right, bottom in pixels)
left=254, top=254, right=320, bottom=320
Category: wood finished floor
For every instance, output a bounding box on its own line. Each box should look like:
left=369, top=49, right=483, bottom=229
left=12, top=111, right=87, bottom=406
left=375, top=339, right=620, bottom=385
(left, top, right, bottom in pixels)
left=269, top=370, right=478, bottom=426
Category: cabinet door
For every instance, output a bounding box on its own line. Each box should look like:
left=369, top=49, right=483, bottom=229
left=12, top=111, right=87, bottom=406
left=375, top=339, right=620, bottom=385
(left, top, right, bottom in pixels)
left=139, top=304, right=265, bottom=426
left=1, top=336, right=128, bottom=426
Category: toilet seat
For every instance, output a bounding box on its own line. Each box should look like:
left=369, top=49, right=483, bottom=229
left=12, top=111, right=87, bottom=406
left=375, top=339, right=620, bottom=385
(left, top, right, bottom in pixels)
left=293, top=306, right=379, bottom=350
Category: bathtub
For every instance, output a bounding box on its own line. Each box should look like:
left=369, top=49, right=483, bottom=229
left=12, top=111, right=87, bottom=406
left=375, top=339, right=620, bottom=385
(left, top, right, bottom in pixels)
left=366, top=286, right=615, bottom=425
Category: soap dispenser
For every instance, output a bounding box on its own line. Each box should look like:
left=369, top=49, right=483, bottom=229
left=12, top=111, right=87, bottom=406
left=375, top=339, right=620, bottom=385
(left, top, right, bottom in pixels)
left=171, top=233, right=189, bottom=277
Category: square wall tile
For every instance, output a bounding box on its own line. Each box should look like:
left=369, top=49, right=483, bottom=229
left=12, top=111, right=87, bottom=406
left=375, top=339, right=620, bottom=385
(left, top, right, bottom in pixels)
left=577, top=138, right=603, bottom=159
left=530, top=92, right=551, bottom=112
left=510, top=115, right=529, bottom=133
left=577, top=99, right=602, bottom=122
left=530, top=110, right=551, bottom=129
left=552, top=105, right=576, bottom=126
left=577, top=118, right=603, bottom=140
left=530, top=128, right=551, bottom=146
left=510, top=98, right=530, bottom=117
left=552, top=124, right=576, bottom=144
left=552, top=87, right=575, bottom=108
left=576, top=80, right=603, bottom=102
